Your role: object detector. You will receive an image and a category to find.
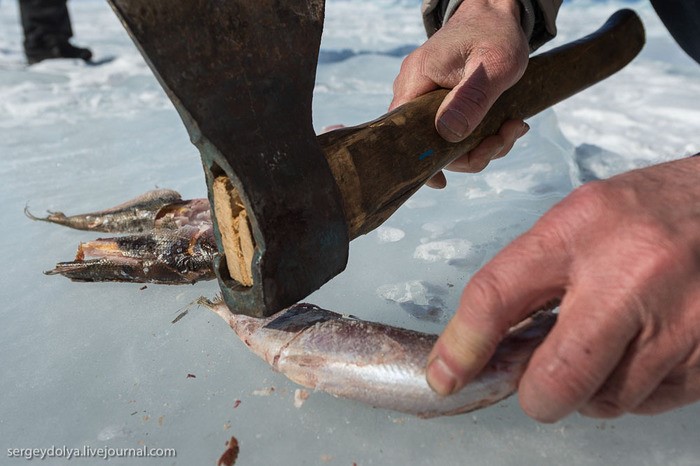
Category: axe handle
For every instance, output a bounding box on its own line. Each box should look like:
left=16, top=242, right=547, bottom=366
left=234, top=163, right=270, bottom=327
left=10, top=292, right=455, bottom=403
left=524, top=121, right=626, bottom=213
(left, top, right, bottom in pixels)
left=318, top=9, right=645, bottom=239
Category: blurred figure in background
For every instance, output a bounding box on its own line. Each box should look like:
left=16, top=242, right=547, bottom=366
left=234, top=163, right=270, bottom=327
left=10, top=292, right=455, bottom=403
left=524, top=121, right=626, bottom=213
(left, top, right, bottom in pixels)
left=19, top=0, right=92, bottom=64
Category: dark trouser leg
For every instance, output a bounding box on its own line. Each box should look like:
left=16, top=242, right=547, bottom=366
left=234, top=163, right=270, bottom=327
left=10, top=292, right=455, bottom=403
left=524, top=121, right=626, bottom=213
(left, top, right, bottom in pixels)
left=19, top=0, right=92, bottom=64
left=20, top=0, right=72, bottom=52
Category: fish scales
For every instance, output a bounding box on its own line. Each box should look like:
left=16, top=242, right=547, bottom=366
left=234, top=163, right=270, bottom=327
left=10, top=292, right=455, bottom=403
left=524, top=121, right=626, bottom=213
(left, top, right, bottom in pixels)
left=25, top=189, right=183, bottom=233
left=206, top=300, right=556, bottom=418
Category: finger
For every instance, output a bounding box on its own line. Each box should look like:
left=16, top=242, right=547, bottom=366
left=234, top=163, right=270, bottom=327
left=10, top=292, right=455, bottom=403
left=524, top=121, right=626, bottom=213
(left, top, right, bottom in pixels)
left=632, top=364, right=700, bottom=415
left=448, top=135, right=503, bottom=173
left=320, top=124, right=345, bottom=134
left=426, top=228, right=570, bottom=396
left=632, top=289, right=700, bottom=415
left=440, top=120, right=529, bottom=174
left=578, top=330, right=684, bottom=419
left=493, top=120, right=529, bottom=159
left=435, top=61, right=517, bottom=143
left=389, top=54, right=438, bottom=111
left=517, top=289, right=642, bottom=423
left=425, top=171, right=447, bottom=189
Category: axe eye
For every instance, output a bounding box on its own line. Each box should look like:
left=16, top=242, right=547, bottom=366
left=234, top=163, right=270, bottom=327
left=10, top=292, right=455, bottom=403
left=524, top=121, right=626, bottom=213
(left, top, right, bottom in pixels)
left=212, top=175, right=256, bottom=288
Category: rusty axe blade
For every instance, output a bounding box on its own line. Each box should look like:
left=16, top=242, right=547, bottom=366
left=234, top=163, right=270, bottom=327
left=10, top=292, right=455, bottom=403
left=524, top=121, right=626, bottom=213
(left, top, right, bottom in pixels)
left=107, top=0, right=349, bottom=317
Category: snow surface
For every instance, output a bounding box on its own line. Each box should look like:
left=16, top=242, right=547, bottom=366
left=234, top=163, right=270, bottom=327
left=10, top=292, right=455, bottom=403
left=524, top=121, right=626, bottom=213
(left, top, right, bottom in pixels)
left=1, top=0, right=699, bottom=464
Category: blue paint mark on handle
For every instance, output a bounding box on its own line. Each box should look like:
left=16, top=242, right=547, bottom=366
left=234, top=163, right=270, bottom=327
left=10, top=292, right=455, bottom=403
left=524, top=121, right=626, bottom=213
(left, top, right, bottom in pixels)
left=419, top=149, right=434, bottom=161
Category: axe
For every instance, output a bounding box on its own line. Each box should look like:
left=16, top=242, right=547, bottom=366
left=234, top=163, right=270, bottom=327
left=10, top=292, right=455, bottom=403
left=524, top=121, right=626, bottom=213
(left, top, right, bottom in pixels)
left=106, top=2, right=645, bottom=317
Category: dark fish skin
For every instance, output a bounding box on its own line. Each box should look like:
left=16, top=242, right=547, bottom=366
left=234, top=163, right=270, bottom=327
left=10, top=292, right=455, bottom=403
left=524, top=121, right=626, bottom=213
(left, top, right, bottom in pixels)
left=25, top=189, right=183, bottom=233
left=29, top=190, right=217, bottom=284
left=45, top=226, right=217, bottom=284
left=203, top=298, right=557, bottom=418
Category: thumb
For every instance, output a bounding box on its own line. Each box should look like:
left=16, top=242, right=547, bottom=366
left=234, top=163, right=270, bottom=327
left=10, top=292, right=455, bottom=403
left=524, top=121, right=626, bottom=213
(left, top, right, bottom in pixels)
left=425, top=232, right=568, bottom=396
left=435, top=62, right=503, bottom=143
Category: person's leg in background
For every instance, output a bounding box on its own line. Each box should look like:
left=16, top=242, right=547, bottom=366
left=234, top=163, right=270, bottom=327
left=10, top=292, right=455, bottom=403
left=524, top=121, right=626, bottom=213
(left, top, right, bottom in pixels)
left=19, top=0, right=92, bottom=64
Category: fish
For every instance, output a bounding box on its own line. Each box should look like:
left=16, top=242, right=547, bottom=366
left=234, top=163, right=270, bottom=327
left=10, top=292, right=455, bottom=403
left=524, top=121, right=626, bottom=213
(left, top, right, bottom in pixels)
left=25, top=188, right=184, bottom=233
left=201, top=297, right=556, bottom=418
left=28, top=190, right=217, bottom=284
left=32, top=188, right=557, bottom=417
left=45, top=226, right=217, bottom=284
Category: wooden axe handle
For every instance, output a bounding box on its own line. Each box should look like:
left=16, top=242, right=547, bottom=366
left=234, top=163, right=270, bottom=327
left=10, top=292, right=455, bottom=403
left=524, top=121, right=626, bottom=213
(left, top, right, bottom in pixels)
left=318, top=9, right=645, bottom=239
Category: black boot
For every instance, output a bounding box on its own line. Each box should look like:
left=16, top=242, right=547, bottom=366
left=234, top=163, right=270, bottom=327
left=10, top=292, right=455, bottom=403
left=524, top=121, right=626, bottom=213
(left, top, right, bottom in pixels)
left=20, top=0, right=92, bottom=65
left=25, top=39, right=93, bottom=65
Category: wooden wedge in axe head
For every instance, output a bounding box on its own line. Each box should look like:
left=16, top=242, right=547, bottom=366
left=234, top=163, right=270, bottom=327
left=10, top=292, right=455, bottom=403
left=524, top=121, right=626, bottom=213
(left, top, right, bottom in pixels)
left=106, top=2, right=644, bottom=318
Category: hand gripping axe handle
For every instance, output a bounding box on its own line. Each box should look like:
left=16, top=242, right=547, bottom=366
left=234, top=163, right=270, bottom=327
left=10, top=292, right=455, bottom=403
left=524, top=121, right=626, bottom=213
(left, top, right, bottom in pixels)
left=106, top=3, right=644, bottom=317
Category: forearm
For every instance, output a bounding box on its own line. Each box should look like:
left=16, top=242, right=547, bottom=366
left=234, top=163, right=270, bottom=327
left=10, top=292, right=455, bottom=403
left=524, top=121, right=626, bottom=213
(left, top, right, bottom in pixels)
left=422, top=0, right=563, bottom=51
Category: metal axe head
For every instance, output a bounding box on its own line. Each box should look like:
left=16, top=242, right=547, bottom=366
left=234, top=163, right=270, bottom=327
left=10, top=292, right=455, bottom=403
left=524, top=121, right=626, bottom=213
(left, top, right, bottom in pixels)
left=108, top=0, right=349, bottom=317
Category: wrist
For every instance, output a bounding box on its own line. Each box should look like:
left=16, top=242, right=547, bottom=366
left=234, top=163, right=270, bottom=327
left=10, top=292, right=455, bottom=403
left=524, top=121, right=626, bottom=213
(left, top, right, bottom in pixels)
left=443, top=0, right=528, bottom=37
left=422, top=0, right=558, bottom=51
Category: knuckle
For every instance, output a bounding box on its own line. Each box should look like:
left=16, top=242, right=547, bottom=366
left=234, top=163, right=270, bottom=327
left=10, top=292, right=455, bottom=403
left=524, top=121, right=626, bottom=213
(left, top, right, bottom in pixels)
left=506, top=223, right=570, bottom=269
left=562, top=181, right=612, bottom=220
left=539, top=181, right=613, bottom=242
left=399, top=49, right=423, bottom=73
left=520, top=227, right=565, bottom=256
left=464, top=268, right=509, bottom=318
left=458, top=272, right=513, bottom=336
left=396, top=49, right=428, bottom=83
left=472, top=44, right=527, bottom=83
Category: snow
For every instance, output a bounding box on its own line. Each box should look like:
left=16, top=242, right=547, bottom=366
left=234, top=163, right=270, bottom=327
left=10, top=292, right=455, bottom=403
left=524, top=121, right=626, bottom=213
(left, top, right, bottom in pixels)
left=1, top=0, right=699, bottom=465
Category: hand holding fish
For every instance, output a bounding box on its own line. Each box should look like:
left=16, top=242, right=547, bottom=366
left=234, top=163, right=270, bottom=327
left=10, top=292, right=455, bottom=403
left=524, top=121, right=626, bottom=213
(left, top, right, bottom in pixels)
left=390, top=0, right=530, bottom=188
left=426, top=156, right=700, bottom=421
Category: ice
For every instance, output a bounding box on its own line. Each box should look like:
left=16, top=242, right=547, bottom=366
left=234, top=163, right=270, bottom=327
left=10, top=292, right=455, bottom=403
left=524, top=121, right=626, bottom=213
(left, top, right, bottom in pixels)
left=2, top=0, right=700, bottom=465
left=377, top=280, right=449, bottom=323
left=375, top=225, right=406, bottom=243
left=413, top=238, right=476, bottom=263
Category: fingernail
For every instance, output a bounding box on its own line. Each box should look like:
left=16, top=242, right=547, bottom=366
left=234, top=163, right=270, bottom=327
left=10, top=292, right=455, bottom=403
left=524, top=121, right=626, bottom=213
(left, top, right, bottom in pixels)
left=519, top=122, right=530, bottom=138
left=490, top=143, right=504, bottom=160
left=438, top=109, right=469, bottom=141
left=426, top=356, right=457, bottom=396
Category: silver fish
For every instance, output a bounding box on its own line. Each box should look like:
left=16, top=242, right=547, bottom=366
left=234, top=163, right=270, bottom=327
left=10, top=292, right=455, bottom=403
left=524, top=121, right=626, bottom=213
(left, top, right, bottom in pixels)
left=25, top=189, right=183, bottom=233
left=202, top=298, right=556, bottom=418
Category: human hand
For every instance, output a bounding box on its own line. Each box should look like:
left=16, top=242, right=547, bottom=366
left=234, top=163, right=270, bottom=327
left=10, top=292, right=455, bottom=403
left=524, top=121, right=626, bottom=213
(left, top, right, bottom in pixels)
left=425, top=156, right=700, bottom=421
left=390, top=0, right=530, bottom=188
